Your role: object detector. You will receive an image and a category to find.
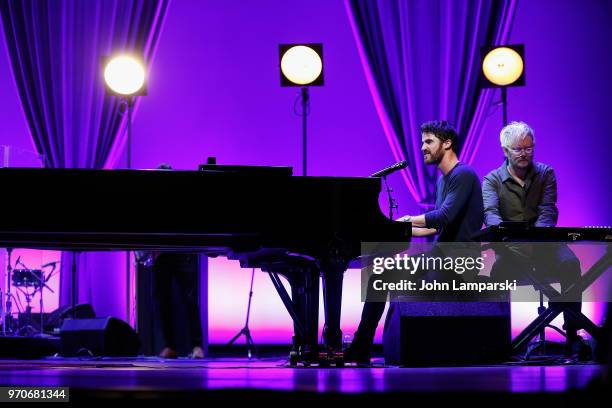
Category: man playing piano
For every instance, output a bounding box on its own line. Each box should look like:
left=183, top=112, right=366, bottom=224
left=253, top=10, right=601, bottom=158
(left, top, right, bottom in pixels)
left=482, top=121, right=586, bottom=357
left=346, top=120, right=484, bottom=363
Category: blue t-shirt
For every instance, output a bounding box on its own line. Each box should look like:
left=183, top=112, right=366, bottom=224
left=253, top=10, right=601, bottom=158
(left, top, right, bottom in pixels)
left=424, top=162, right=484, bottom=242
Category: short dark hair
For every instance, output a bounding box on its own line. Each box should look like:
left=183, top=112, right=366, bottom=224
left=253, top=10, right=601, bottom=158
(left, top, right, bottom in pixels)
left=420, top=120, right=458, bottom=152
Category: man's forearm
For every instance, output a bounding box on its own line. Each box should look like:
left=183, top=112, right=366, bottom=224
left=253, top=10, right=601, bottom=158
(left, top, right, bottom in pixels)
left=397, top=214, right=427, bottom=227
left=410, top=214, right=426, bottom=227
left=412, top=227, right=437, bottom=237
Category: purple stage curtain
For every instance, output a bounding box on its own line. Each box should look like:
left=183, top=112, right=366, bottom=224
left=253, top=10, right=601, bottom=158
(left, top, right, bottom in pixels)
left=345, top=0, right=516, bottom=208
left=0, top=0, right=170, bottom=319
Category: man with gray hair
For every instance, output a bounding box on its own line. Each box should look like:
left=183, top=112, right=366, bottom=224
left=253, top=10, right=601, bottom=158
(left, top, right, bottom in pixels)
left=482, top=121, right=587, bottom=358
left=484, top=121, right=556, bottom=226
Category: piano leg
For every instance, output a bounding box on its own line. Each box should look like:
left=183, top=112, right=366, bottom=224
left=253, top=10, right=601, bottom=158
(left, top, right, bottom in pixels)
left=267, top=265, right=320, bottom=361
left=321, top=265, right=346, bottom=350
left=287, top=266, right=320, bottom=355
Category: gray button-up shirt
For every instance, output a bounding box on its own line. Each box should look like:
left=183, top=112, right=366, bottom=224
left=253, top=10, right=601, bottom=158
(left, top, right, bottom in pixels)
left=482, top=161, right=558, bottom=227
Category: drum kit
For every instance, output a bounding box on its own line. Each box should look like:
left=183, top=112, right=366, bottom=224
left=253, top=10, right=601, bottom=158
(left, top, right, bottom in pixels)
left=1, top=248, right=59, bottom=336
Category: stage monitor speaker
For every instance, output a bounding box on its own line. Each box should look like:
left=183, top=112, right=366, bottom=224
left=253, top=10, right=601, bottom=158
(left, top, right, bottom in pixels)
left=383, top=301, right=511, bottom=366
left=60, top=317, right=141, bottom=357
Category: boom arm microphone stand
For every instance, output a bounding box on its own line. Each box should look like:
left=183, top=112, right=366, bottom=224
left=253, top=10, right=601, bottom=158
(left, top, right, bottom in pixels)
left=371, top=161, right=407, bottom=220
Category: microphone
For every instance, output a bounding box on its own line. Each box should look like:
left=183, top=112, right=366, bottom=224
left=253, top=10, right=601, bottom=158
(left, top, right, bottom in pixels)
left=371, top=160, right=408, bottom=178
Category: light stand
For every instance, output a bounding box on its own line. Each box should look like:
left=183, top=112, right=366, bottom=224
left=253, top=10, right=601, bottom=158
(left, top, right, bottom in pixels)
left=127, top=96, right=134, bottom=169
left=480, top=44, right=525, bottom=128
left=227, top=268, right=258, bottom=359
left=501, top=87, right=508, bottom=126
left=125, top=96, right=134, bottom=322
left=279, top=43, right=323, bottom=177
left=300, top=87, right=309, bottom=176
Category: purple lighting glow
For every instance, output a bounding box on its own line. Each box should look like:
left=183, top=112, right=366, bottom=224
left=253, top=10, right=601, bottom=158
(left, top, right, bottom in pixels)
left=0, top=0, right=610, bottom=345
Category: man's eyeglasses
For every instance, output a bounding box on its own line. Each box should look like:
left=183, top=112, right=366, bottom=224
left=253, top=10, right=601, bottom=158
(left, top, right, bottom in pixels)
left=509, top=146, right=534, bottom=154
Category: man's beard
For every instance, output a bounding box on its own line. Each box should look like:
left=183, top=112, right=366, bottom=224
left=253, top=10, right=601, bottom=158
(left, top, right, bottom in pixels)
left=512, top=156, right=532, bottom=169
left=424, top=149, right=444, bottom=164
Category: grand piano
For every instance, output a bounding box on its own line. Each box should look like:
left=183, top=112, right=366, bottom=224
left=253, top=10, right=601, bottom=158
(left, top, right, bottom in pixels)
left=0, top=165, right=411, bottom=363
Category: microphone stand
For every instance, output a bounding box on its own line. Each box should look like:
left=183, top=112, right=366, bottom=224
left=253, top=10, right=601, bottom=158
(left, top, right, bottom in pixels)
left=71, top=252, right=80, bottom=319
left=36, top=261, right=56, bottom=337
left=370, top=160, right=406, bottom=220
left=226, top=268, right=258, bottom=359
left=382, top=176, right=398, bottom=220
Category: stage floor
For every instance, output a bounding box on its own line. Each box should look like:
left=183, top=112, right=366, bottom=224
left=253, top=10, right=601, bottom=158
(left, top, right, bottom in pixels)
left=0, top=357, right=607, bottom=402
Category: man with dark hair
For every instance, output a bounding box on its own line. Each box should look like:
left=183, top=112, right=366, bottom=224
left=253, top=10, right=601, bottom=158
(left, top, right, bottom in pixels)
left=346, top=120, right=484, bottom=363
left=400, top=120, right=482, bottom=241
left=419, top=120, right=460, bottom=153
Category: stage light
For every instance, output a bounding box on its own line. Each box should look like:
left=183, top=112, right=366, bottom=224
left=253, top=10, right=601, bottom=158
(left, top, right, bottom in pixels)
left=101, top=53, right=148, bottom=170
left=482, top=47, right=524, bottom=86
left=279, top=44, right=323, bottom=87
left=103, top=55, right=146, bottom=96
left=480, top=44, right=525, bottom=126
left=279, top=44, right=324, bottom=177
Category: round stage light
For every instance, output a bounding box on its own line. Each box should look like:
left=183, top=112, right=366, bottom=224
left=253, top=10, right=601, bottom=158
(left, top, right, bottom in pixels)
left=482, top=47, right=524, bottom=86
left=280, top=45, right=323, bottom=86
left=104, top=55, right=146, bottom=96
